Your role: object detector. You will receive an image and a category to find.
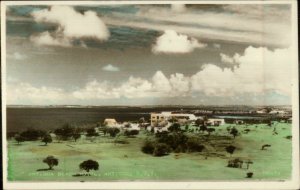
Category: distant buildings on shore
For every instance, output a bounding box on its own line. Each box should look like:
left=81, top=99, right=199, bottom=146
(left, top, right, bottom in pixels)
left=150, top=112, right=225, bottom=127
left=100, top=107, right=291, bottom=130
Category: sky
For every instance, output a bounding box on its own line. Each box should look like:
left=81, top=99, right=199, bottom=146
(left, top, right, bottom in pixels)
left=5, top=3, right=294, bottom=106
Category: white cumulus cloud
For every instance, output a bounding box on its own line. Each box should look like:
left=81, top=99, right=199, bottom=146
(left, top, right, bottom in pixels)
left=191, top=46, right=292, bottom=96
left=102, top=64, right=120, bottom=72
left=30, top=5, right=110, bottom=47
left=7, top=46, right=293, bottom=105
left=7, top=83, right=67, bottom=105
left=30, top=31, right=72, bottom=47
left=152, top=30, right=207, bottom=54
left=220, top=53, right=239, bottom=65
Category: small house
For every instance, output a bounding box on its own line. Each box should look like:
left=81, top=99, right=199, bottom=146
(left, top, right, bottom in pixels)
left=103, top=118, right=118, bottom=127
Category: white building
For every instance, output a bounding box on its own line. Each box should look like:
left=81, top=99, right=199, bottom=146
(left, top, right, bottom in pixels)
left=103, top=118, right=119, bottom=127
left=206, top=118, right=225, bottom=126
left=122, top=122, right=140, bottom=131
left=150, top=112, right=200, bottom=127
left=256, top=109, right=269, bottom=114
left=269, top=110, right=288, bottom=115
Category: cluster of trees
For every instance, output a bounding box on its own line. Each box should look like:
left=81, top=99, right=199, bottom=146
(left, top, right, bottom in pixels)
left=13, top=128, right=51, bottom=145
left=54, top=124, right=82, bottom=141
left=142, top=126, right=206, bottom=157
left=14, top=123, right=141, bottom=145
left=14, top=128, right=47, bottom=143
left=13, top=124, right=83, bottom=145
left=41, top=155, right=99, bottom=174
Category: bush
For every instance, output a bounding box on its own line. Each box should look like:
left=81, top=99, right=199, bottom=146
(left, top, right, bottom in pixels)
left=285, top=135, right=292, bottom=140
left=141, top=140, right=155, bottom=154
left=153, top=143, right=170, bottom=157
left=124, top=130, right=139, bottom=137
left=227, top=158, right=243, bottom=168
left=114, top=139, right=129, bottom=144
left=246, top=172, right=253, bottom=178
left=187, top=137, right=205, bottom=152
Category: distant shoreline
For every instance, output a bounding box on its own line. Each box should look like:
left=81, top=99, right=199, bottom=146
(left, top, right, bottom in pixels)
left=6, top=105, right=292, bottom=109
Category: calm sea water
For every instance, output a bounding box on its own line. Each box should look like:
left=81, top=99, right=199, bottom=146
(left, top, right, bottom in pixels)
left=6, top=107, right=188, bottom=132
left=6, top=106, right=280, bottom=132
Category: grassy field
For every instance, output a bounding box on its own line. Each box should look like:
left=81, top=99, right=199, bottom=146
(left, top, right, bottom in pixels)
left=7, top=123, right=292, bottom=181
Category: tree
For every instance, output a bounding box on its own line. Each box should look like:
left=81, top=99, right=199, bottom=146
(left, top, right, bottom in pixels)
left=72, top=133, right=81, bottom=142
left=227, top=158, right=243, bottom=168
left=195, top=118, right=204, bottom=126
left=79, top=160, right=99, bottom=173
left=200, top=125, right=207, bottom=133
left=225, top=145, right=236, bottom=157
left=42, top=134, right=52, bottom=145
left=107, top=127, right=120, bottom=137
left=43, top=156, right=58, bottom=170
left=15, top=134, right=25, bottom=144
left=86, top=128, right=98, bottom=137
left=168, top=123, right=181, bottom=132
left=230, top=127, right=239, bottom=138
left=54, top=124, right=74, bottom=141
left=207, top=128, right=215, bottom=136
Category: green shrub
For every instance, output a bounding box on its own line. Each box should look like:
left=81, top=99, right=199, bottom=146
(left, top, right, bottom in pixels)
left=187, top=137, right=205, bottom=152
left=153, top=143, right=170, bottom=157
left=141, top=140, right=155, bottom=154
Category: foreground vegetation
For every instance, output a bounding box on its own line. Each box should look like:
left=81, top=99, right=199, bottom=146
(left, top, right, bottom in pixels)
left=7, top=122, right=292, bottom=181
